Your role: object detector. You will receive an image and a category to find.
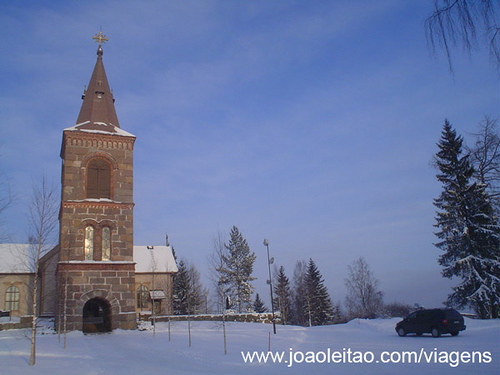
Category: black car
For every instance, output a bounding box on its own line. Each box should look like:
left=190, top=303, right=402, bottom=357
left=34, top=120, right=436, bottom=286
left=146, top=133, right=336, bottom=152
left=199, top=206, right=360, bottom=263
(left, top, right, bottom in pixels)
left=395, top=308, right=466, bottom=337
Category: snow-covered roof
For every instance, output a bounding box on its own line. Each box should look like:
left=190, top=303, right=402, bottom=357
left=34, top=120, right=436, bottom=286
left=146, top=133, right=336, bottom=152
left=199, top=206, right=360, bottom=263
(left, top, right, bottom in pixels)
left=134, top=246, right=178, bottom=273
left=150, top=290, right=166, bottom=300
left=0, top=244, right=177, bottom=274
left=64, top=121, right=135, bottom=138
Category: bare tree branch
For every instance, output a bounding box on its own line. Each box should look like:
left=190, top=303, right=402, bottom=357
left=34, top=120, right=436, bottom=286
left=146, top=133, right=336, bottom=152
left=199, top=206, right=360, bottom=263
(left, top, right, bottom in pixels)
left=207, top=231, right=227, bottom=313
left=344, top=257, right=384, bottom=319
left=466, top=116, right=500, bottom=217
left=426, top=0, right=500, bottom=72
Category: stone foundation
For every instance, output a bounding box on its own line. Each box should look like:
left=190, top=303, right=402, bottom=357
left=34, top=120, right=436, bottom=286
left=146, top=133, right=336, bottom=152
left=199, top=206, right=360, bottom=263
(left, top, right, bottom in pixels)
left=0, top=316, right=32, bottom=331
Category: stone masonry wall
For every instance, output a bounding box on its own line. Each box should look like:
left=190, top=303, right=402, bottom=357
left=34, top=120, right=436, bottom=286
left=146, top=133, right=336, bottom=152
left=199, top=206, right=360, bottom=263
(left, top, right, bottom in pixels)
left=57, top=263, right=136, bottom=331
left=59, top=131, right=135, bottom=264
left=59, top=202, right=134, bottom=262
left=57, top=127, right=136, bottom=331
left=60, top=132, right=134, bottom=204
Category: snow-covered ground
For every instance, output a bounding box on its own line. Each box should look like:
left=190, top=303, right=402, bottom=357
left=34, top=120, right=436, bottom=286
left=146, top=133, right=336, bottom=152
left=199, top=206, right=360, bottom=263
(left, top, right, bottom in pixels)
left=0, top=318, right=498, bottom=374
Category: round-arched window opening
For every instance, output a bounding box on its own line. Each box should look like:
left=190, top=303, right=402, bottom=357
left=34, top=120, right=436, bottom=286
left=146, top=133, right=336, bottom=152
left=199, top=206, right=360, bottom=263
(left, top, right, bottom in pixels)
left=86, top=158, right=111, bottom=199
left=82, top=297, right=112, bottom=333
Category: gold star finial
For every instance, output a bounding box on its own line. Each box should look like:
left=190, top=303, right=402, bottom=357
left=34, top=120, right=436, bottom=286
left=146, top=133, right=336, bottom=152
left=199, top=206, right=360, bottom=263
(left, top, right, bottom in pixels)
left=92, top=30, right=109, bottom=46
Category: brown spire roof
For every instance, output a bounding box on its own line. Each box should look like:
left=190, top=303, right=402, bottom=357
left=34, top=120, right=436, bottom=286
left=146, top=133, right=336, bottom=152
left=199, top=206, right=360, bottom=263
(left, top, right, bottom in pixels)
left=75, top=44, right=120, bottom=130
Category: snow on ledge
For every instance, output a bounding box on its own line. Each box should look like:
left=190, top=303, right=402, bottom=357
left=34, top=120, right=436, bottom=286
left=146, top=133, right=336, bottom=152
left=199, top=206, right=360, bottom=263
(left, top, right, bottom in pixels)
left=64, top=121, right=135, bottom=137
left=60, top=261, right=135, bottom=264
left=66, top=199, right=124, bottom=204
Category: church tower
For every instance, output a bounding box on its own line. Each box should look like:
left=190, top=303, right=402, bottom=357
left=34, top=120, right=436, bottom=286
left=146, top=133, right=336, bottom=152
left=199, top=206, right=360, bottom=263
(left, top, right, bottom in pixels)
left=56, top=32, right=136, bottom=332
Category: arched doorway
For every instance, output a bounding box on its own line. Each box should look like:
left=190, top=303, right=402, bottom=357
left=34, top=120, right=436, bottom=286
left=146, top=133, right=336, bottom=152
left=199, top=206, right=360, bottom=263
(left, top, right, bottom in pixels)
left=82, top=297, right=112, bottom=333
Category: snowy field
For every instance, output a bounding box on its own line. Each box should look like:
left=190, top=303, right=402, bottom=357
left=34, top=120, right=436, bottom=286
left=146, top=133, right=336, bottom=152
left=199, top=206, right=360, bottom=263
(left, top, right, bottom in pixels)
left=0, top=318, right=498, bottom=374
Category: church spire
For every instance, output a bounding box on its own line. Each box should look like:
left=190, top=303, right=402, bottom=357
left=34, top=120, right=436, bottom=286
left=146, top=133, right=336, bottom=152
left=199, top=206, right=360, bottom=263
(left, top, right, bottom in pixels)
left=75, top=31, right=120, bottom=129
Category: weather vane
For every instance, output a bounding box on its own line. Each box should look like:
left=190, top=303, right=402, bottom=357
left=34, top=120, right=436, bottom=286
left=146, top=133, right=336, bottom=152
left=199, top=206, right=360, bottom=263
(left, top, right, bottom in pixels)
left=92, top=30, right=109, bottom=46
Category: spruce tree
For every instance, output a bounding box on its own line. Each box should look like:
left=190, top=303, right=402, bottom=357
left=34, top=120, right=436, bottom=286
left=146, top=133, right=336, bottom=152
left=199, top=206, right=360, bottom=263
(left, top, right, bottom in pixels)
left=220, top=226, right=257, bottom=313
left=305, top=258, right=334, bottom=326
left=173, top=259, right=190, bottom=315
left=434, top=120, right=500, bottom=318
left=291, top=260, right=307, bottom=326
left=173, top=259, right=205, bottom=315
left=253, top=293, right=268, bottom=313
left=273, top=265, right=292, bottom=324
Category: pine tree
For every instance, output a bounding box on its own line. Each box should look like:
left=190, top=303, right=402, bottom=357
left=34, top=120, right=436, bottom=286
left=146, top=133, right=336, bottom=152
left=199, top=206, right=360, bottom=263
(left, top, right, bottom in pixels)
left=173, top=259, right=190, bottom=315
left=220, top=226, right=257, bottom=313
left=434, top=120, right=500, bottom=318
left=273, top=265, right=292, bottom=324
left=304, top=258, right=334, bottom=326
left=253, top=293, right=268, bottom=313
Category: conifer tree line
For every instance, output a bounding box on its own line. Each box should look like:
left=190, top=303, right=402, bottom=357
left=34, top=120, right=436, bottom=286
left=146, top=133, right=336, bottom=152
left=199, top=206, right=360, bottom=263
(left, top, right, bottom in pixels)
left=275, top=257, right=385, bottom=325
left=272, top=259, right=339, bottom=326
left=207, top=225, right=342, bottom=325
left=433, top=118, right=499, bottom=319
left=176, top=224, right=392, bottom=325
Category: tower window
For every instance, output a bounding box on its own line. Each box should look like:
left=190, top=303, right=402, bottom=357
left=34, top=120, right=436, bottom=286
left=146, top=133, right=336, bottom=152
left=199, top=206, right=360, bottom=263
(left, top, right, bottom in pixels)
left=87, top=159, right=111, bottom=199
left=102, top=227, right=111, bottom=261
left=5, top=286, right=20, bottom=311
left=85, top=226, right=94, bottom=260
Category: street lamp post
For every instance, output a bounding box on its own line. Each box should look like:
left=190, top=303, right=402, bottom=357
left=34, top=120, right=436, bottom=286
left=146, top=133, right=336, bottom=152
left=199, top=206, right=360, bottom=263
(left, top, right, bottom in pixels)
left=264, top=239, right=276, bottom=334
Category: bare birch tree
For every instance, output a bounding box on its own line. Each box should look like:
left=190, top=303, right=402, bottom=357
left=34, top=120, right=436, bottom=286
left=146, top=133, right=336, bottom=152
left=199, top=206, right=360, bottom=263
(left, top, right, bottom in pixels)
left=344, top=257, right=384, bottom=319
left=426, top=0, right=500, bottom=72
left=208, top=231, right=228, bottom=313
left=27, top=177, right=58, bottom=366
left=467, top=116, right=500, bottom=209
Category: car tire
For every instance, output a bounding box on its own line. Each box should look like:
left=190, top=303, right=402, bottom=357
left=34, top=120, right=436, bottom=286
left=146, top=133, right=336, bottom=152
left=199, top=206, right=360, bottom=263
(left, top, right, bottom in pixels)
left=416, top=332, right=423, bottom=336
left=431, top=327, right=441, bottom=337
left=397, top=327, right=406, bottom=337
left=451, top=331, right=459, bottom=336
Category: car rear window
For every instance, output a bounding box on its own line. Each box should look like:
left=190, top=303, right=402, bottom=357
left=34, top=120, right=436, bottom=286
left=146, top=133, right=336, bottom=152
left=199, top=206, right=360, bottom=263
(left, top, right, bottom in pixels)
left=444, top=310, right=462, bottom=319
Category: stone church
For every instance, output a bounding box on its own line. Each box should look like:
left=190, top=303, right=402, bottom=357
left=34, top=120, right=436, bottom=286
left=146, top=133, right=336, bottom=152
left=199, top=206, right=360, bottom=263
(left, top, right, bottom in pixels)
left=0, top=32, right=177, bottom=332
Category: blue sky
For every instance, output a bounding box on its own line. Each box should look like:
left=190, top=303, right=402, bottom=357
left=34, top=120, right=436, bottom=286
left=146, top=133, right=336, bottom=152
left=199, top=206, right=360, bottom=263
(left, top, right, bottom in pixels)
left=1, top=0, right=498, bottom=309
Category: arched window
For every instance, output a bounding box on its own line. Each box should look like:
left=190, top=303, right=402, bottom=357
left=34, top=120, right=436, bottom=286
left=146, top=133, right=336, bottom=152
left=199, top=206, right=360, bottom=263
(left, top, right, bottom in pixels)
left=102, top=227, right=111, bottom=261
left=85, top=226, right=94, bottom=260
left=87, top=158, right=111, bottom=199
left=137, top=285, right=149, bottom=308
left=6, top=286, right=20, bottom=311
